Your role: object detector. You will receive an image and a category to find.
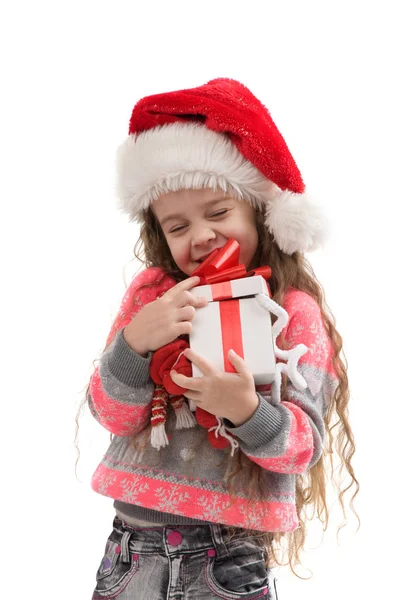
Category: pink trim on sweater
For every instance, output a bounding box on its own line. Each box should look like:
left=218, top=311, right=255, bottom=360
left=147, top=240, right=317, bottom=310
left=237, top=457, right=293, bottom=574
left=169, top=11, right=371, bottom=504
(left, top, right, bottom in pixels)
left=102, top=452, right=298, bottom=495
left=92, top=464, right=298, bottom=533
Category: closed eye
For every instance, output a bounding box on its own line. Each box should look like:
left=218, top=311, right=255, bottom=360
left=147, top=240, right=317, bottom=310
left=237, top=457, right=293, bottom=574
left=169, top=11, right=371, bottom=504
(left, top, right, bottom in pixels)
left=169, top=210, right=228, bottom=233
left=169, top=224, right=187, bottom=233
left=210, top=209, right=228, bottom=217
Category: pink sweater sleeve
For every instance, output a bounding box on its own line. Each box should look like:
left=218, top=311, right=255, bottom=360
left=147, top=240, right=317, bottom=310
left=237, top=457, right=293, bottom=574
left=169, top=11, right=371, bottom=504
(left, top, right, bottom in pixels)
left=88, top=267, right=176, bottom=436
left=229, top=289, right=338, bottom=474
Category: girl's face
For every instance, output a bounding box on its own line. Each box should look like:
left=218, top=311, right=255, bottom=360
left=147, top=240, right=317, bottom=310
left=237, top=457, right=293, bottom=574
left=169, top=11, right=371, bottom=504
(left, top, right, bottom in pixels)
left=151, top=188, right=259, bottom=276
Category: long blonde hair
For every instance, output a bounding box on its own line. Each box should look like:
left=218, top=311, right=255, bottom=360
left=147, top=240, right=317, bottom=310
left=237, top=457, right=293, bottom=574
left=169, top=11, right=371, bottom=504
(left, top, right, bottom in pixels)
left=77, top=201, right=359, bottom=573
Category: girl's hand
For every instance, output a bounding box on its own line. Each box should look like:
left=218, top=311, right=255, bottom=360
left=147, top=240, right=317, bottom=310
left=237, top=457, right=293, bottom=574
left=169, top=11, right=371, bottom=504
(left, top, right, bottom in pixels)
left=123, top=276, right=207, bottom=356
left=170, top=348, right=259, bottom=426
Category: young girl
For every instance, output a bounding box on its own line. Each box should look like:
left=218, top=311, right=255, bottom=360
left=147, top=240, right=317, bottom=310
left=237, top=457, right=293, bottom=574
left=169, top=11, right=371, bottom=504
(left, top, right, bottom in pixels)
left=85, top=78, right=358, bottom=599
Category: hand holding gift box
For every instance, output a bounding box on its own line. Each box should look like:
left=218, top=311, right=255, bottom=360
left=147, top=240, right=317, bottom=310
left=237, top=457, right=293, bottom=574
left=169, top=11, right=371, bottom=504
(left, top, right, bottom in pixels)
left=148, top=239, right=310, bottom=453
left=189, top=239, right=309, bottom=405
left=150, top=338, right=240, bottom=452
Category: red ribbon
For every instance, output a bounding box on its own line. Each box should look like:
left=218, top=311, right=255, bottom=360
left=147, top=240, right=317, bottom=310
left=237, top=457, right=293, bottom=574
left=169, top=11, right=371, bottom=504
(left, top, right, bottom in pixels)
left=219, top=299, right=243, bottom=372
left=192, top=239, right=272, bottom=293
left=192, top=239, right=272, bottom=373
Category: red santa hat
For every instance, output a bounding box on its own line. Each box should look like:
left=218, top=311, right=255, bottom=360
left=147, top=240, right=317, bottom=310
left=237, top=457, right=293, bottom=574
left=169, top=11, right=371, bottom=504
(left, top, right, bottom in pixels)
left=116, top=78, right=328, bottom=255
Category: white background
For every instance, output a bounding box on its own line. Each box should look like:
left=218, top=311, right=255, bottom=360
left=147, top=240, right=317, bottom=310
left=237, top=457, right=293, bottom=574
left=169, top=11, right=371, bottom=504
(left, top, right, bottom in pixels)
left=2, top=1, right=396, bottom=598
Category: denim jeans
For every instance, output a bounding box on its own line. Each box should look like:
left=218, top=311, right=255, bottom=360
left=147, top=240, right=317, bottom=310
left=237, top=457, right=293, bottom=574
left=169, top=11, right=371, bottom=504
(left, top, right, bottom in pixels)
left=92, top=517, right=278, bottom=599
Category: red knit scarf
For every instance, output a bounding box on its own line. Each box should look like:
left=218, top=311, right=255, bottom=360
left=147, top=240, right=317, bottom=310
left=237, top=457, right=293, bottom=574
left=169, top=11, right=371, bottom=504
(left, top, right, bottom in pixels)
left=149, top=339, right=235, bottom=451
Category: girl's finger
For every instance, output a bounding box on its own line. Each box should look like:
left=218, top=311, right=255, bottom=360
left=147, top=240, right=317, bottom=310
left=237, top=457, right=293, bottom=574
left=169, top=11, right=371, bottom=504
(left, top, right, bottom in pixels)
left=184, top=348, right=214, bottom=375
left=182, top=390, right=201, bottom=401
left=175, top=290, right=207, bottom=309
left=170, top=370, right=203, bottom=391
left=164, top=277, right=200, bottom=300
left=178, top=305, right=195, bottom=322
left=227, top=349, right=250, bottom=375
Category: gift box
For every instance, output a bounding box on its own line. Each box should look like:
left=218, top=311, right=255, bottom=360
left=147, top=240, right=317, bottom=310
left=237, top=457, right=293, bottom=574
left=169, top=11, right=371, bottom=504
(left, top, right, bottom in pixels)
left=190, top=274, right=276, bottom=385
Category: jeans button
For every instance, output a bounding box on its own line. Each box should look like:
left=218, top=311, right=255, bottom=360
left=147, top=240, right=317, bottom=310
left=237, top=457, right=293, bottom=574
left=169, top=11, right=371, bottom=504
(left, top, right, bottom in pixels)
left=167, top=531, right=182, bottom=546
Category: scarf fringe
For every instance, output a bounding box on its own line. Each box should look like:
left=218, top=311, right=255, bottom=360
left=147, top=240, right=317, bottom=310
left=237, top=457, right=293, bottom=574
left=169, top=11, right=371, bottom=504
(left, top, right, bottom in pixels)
left=171, top=396, right=197, bottom=429
left=151, top=385, right=169, bottom=450
left=150, top=422, right=169, bottom=450
left=209, top=417, right=240, bottom=456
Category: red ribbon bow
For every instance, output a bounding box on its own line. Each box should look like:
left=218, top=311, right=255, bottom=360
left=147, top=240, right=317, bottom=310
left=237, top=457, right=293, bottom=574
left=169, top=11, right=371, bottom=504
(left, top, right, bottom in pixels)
left=192, top=239, right=272, bottom=293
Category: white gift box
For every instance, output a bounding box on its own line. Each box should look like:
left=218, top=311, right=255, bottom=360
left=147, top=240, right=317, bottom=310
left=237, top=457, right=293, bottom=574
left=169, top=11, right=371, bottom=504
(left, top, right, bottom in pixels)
left=189, top=275, right=276, bottom=384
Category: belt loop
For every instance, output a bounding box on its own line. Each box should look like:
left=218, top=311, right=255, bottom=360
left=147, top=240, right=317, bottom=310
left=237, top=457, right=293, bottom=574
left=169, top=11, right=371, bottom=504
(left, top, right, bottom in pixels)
left=212, top=523, right=223, bottom=545
left=210, top=524, right=229, bottom=558
left=121, top=530, right=132, bottom=564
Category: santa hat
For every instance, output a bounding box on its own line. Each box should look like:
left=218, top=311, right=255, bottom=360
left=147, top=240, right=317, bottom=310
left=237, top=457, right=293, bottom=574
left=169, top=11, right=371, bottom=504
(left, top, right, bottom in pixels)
left=116, top=78, right=328, bottom=255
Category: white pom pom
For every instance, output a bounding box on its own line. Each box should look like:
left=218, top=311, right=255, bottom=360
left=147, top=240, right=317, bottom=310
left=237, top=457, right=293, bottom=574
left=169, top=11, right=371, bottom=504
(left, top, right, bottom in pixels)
left=265, top=190, right=330, bottom=254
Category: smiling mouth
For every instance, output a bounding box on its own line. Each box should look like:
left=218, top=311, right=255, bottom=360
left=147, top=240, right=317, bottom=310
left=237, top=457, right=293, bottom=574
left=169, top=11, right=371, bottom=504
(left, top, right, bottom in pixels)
left=195, top=249, right=221, bottom=263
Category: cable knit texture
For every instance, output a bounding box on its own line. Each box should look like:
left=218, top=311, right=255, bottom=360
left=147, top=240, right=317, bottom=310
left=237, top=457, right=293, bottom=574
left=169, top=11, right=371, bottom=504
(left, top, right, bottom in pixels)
left=89, top=267, right=338, bottom=532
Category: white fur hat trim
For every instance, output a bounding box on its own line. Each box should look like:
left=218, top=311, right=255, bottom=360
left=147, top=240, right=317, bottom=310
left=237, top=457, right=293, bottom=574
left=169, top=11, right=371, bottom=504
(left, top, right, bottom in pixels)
left=116, top=122, right=328, bottom=254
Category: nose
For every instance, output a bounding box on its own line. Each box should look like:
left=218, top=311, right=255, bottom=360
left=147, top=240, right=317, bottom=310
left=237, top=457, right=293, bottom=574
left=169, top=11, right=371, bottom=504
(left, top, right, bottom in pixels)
left=191, top=224, right=216, bottom=247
